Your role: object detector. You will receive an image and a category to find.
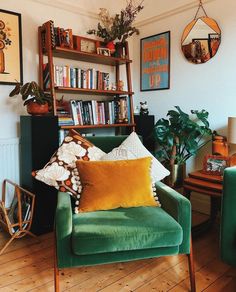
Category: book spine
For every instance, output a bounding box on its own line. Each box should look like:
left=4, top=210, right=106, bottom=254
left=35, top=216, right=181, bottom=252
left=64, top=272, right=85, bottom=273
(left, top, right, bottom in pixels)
left=127, top=96, right=131, bottom=123
left=88, top=102, right=93, bottom=125
left=77, top=68, right=81, bottom=88
left=70, top=100, right=79, bottom=125
left=63, top=66, right=67, bottom=87
left=91, top=100, right=97, bottom=125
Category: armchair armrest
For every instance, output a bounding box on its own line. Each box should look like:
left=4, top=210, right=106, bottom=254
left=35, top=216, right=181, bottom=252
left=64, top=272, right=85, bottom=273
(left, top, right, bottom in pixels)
left=220, top=167, right=236, bottom=266
left=155, top=181, right=191, bottom=254
left=55, top=192, right=73, bottom=268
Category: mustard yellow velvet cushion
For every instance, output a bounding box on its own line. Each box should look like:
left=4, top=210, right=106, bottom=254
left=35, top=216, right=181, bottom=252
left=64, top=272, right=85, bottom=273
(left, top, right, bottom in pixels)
left=76, top=157, right=159, bottom=213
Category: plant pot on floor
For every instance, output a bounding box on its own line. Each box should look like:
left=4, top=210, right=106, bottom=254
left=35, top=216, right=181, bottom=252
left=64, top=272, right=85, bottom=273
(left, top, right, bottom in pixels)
left=26, top=101, right=49, bottom=115
left=164, top=163, right=186, bottom=188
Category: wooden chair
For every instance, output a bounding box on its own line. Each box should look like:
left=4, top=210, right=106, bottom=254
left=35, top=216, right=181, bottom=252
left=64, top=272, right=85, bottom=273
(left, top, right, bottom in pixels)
left=0, top=179, right=37, bottom=255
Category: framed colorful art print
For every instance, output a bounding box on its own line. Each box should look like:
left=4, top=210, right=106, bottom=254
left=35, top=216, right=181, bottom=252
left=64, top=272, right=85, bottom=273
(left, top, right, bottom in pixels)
left=0, top=9, right=23, bottom=85
left=140, top=31, right=170, bottom=91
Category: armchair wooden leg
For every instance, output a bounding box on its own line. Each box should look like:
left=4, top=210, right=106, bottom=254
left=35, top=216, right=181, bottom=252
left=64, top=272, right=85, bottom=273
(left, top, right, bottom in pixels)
left=187, top=237, right=196, bottom=292
left=54, top=233, right=59, bottom=292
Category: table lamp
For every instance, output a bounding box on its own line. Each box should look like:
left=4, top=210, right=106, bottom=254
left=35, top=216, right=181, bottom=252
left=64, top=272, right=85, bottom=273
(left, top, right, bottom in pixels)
left=228, top=117, right=236, bottom=165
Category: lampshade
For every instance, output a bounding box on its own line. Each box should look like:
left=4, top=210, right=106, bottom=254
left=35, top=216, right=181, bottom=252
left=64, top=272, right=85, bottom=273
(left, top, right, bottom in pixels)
left=228, top=117, right=236, bottom=144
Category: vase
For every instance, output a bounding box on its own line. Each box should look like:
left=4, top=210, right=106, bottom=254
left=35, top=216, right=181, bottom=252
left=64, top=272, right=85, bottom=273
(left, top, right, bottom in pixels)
left=27, top=101, right=49, bottom=116
left=0, top=50, right=5, bottom=73
left=164, top=163, right=186, bottom=188
left=115, top=42, right=126, bottom=58
left=106, top=41, right=115, bottom=54
left=212, top=134, right=228, bottom=156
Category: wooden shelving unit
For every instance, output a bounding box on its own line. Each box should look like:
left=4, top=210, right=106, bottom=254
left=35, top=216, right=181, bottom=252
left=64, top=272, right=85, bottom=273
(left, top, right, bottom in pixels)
left=38, top=21, right=135, bottom=132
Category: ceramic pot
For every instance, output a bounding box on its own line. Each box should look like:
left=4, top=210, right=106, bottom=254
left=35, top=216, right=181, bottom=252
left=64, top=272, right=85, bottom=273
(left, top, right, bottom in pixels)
left=164, top=163, right=186, bottom=188
left=27, top=101, right=49, bottom=115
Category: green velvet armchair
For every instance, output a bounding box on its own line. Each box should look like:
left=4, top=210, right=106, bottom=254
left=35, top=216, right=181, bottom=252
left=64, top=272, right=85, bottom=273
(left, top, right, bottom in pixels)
left=54, top=136, right=195, bottom=291
left=220, top=166, right=236, bottom=266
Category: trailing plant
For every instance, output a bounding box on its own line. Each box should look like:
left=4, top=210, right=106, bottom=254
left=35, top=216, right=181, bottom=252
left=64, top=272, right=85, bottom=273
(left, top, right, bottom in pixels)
left=87, top=1, right=144, bottom=43
left=153, top=106, right=212, bottom=165
left=9, top=81, right=51, bottom=106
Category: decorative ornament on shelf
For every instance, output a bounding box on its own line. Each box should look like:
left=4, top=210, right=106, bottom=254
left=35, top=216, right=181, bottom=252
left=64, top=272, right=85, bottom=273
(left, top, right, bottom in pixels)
left=117, top=80, right=124, bottom=91
left=9, top=81, right=52, bottom=115
left=140, top=101, right=149, bottom=115
left=87, top=1, right=144, bottom=45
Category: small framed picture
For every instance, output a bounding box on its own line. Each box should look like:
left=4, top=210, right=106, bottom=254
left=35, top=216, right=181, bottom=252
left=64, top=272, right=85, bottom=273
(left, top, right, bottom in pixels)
left=97, top=47, right=111, bottom=56
left=203, top=155, right=229, bottom=176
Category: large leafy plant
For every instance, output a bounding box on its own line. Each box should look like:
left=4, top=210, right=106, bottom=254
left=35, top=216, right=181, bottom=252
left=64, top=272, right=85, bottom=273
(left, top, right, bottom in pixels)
left=9, top=81, right=51, bottom=106
left=153, top=106, right=212, bottom=165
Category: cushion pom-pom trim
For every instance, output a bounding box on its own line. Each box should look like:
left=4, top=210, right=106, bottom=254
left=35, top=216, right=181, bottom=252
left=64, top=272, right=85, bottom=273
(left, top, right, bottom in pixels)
left=74, top=207, right=79, bottom=214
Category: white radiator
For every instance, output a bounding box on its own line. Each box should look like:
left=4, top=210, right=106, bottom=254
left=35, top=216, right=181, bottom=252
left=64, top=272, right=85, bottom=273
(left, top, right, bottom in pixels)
left=0, top=138, right=20, bottom=207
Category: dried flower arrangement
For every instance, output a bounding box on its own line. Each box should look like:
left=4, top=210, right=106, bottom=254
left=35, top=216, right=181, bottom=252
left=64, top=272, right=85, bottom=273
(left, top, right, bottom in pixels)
left=87, top=0, right=144, bottom=43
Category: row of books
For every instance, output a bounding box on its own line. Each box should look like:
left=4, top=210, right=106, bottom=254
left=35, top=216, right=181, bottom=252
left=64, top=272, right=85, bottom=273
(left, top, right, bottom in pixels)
left=43, top=64, right=110, bottom=91
left=57, top=96, right=131, bottom=126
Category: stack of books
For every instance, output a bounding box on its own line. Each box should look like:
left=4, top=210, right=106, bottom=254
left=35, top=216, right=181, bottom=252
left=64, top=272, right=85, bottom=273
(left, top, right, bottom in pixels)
left=57, top=101, right=74, bottom=126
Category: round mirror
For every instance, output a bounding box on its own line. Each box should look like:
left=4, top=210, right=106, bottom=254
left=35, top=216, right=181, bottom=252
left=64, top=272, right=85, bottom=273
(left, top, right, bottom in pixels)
left=181, top=17, right=221, bottom=64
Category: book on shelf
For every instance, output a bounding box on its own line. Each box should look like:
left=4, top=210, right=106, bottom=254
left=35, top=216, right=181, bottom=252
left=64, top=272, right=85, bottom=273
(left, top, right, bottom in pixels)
left=41, top=20, right=73, bottom=50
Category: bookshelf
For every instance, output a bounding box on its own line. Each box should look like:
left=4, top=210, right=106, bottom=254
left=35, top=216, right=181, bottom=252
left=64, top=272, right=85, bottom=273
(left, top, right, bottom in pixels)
left=38, top=21, right=135, bottom=131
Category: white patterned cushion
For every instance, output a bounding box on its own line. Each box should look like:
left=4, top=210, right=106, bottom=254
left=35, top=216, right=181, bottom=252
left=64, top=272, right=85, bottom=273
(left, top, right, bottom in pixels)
left=32, top=129, right=105, bottom=198
left=101, top=131, right=170, bottom=182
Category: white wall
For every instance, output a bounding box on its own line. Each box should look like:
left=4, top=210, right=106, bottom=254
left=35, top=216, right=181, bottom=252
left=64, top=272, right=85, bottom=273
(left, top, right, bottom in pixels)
left=133, top=0, right=236, bottom=173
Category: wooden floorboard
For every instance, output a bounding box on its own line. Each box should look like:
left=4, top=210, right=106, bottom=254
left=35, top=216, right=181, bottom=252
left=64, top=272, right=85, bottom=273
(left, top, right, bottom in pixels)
left=0, top=212, right=235, bottom=292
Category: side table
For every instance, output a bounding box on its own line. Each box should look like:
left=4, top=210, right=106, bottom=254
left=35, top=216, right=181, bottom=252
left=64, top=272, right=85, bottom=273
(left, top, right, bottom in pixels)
left=183, top=170, right=223, bottom=236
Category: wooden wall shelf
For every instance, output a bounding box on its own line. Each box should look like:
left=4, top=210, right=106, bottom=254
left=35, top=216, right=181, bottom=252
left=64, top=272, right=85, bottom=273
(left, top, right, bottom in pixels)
left=44, top=47, right=132, bottom=66
left=60, top=123, right=135, bottom=129
left=54, top=87, right=133, bottom=96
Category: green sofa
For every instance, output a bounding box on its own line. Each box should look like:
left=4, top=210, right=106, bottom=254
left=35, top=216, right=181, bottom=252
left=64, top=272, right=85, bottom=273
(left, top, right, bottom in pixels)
left=54, top=136, right=195, bottom=291
left=220, top=166, right=236, bottom=266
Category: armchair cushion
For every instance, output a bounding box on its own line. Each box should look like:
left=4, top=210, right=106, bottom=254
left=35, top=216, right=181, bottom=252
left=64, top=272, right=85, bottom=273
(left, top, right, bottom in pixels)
left=72, top=206, right=183, bottom=255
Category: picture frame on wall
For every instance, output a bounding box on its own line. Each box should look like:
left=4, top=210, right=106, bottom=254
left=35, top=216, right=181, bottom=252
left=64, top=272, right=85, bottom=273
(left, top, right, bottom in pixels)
left=0, top=9, right=23, bottom=85
left=140, top=31, right=170, bottom=91
left=202, top=155, right=229, bottom=176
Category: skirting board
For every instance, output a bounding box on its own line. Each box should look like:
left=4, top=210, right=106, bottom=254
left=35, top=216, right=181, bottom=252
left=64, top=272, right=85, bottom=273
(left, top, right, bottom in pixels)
left=190, top=192, right=210, bottom=215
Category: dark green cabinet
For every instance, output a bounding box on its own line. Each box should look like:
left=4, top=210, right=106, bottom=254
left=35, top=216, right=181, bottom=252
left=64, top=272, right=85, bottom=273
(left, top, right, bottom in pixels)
left=20, top=116, right=59, bottom=234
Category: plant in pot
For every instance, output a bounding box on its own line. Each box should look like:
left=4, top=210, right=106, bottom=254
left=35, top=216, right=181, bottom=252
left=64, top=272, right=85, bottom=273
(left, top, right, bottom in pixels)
left=9, top=81, right=52, bottom=115
left=87, top=1, right=144, bottom=57
left=153, top=106, right=212, bottom=188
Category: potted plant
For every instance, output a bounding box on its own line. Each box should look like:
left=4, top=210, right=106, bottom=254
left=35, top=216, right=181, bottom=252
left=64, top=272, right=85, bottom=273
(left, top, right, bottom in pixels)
left=9, top=81, right=51, bottom=115
left=87, top=1, right=144, bottom=57
left=153, top=106, right=212, bottom=187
